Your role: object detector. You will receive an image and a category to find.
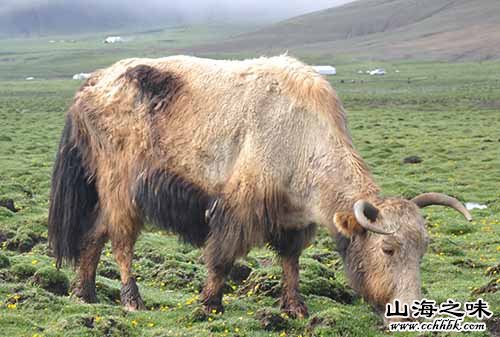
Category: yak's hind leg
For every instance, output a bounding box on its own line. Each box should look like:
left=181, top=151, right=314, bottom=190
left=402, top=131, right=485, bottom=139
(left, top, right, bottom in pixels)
left=72, top=218, right=108, bottom=303
left=109, top=224, right=145, bottom=311
left=270, top=224, right=316, bottom=318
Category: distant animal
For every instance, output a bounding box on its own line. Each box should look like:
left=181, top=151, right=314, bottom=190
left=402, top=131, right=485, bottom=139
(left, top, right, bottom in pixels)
left=48, top=55, right=471, bottom=321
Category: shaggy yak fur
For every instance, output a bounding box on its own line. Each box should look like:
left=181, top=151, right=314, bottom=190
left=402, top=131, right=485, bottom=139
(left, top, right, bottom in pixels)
left=48, top=55, right=470, bottom=320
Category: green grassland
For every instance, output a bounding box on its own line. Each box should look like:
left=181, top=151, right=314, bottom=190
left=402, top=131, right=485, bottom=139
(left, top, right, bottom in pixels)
left=0, top=28, right=499, bottom=337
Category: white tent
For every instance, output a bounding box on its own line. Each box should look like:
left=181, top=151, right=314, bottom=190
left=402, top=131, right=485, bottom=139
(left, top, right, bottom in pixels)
left=312, top=65, right=337, bottom=75
left=104, top=36, right=123, bottom=44
left=72, top=73, right=92, bottom=80
left=369, top=68, right=386, bottom=76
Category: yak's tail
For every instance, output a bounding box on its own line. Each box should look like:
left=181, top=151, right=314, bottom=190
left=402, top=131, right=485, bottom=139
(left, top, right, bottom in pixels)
left=48, top=114, right=98, bottom=268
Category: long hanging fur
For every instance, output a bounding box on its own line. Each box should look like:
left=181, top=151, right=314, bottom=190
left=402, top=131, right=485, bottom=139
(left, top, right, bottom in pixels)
left=48, top=115, right=98, bottom=268
left=132, top=168, right=211, bottom=247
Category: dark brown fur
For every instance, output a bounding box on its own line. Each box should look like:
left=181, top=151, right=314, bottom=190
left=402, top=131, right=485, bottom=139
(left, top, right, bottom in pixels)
left=124, top=64, right=183, bottom=115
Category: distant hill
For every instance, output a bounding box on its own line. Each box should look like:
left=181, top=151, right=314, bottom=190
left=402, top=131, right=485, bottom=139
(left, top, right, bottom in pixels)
left=0, top=2, right=182, bottom=37
left=192, top=0, right=500, bottom=61
left=0, top=1, right=355, bottom=38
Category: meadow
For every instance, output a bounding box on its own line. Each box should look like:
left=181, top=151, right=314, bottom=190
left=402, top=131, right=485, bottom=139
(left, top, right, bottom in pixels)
left=0, top=27, right=499, bottom=337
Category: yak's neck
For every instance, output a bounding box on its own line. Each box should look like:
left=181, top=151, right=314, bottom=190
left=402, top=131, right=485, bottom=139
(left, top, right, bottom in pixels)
left=310, top=139, right=382, bottom=224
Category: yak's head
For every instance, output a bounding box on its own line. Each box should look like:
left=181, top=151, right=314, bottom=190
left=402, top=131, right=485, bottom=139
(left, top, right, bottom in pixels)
left=332, top=193, right=471, bottom=323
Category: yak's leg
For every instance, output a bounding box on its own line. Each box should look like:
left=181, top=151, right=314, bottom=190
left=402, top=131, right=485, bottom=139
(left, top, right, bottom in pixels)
left=200, top=234, right=236, bottom=314
left=271, top=224, right=316, bottom=318
left=280, top=254, right=308, bottom=318
left=73, top=225, right=108, bottom=303
left=200, top=200, right=249, bottom=314
left=110, top=227, right=145, bottom=311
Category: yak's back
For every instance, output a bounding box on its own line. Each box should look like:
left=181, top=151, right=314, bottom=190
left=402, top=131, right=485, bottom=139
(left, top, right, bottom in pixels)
left=79, top=55, right=345, bottom=126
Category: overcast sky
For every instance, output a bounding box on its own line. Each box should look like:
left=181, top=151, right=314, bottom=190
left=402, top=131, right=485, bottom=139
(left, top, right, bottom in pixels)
left=0, top=0, right=358, bottom=23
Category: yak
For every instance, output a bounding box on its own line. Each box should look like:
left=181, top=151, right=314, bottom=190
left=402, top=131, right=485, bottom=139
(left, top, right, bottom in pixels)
left=48, top=55, right=471, bottom=320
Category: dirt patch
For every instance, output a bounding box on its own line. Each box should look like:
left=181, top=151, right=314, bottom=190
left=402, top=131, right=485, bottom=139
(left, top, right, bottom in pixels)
left=0, top=253, right=10, bottom=268
left=183, top=307, right=210, bottom=323
left=486, top=263, right=500, bottom=276
left=256, top=309, right=288, bottom=331
left=302, top=278, right=356, bottom=304
left=238, top=269, right=281, bottom=298
left=6, top=230, right=45, bottom=253
left=0, top=269, right=14, bottom=282
left=0, top=229, right=12, bottom=244
left=472, top=279, right=498, bottom=295
left=305, top=315, right=336, bottom=336
left=98, top=261, right=120, bottom=280
left=32, top=267, right=69, bottom=296
left=97, top=317, right=131, bottom=337
left=486, top=316, right=500, bottom=337
left=96, top=281, right=120, bottom=304
left=451, top=258, right=486, bottom=269
left=228, top=262, right=252, bottom=284
left=51, top=314, right=131, bottom=337
left=478, top=99, right=500, bottom=110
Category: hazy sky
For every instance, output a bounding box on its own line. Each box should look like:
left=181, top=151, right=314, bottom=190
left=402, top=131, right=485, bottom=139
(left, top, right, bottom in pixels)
left=0, top=0, right=358, bottom=23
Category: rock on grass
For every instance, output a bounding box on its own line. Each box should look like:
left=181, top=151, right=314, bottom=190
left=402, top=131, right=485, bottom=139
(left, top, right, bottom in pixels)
left=32, top=267, right=69, bottom=296
left=402, top=155, right=422, bottom=164
left=0, top=198, right=18, bottom=212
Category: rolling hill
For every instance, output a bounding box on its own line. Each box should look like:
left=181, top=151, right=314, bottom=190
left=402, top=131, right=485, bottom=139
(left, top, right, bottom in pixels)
left=0, top=2, right=181, bottom=37
left=191, top=0, right=500, bottom=61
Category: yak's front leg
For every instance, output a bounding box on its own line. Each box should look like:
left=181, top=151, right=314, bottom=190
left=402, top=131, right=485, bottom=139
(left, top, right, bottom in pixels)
left=200, top=200, right=248, bottom=314
left=111, top=228, right=145, bottom=311
left=200, top=227, right=237, bottom=314
left=200, top=250, right=233, bottom=314
left=280, top=254, right=308, bottom=318
left=271, top=224, right=316, bottom=318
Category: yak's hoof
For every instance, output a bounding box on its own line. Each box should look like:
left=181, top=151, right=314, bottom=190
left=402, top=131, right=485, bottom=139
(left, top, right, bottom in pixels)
left=72, top=279, right=98, bottom=303
left=202, top=301, right=225, bottom=315
left=120, top=277, right=146, bottom=311
left=280, top=297, right=309, bottom=319
left=200, top=293, right=224, bottom=315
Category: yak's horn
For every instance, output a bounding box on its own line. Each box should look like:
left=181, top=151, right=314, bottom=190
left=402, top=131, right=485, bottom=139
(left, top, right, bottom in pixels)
left=411, top=192, right=472, bottom=221
left=353, top=200, right=398, bottom=235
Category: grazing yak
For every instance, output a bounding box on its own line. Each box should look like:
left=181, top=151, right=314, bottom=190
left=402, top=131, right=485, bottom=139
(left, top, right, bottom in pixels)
left=48, top=55, right=471, bottom=320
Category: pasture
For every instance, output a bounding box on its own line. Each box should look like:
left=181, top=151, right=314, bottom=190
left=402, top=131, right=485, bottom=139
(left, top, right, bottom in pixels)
left=0, top=28, right=499, bottom=337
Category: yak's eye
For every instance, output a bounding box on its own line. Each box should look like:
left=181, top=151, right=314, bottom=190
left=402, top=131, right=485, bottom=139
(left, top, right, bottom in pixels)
left=382, top=247, right=395, bottom=256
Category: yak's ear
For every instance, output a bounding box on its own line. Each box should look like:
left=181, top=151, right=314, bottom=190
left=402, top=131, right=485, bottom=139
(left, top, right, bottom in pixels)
left=333, top=212, right=364, bottom=237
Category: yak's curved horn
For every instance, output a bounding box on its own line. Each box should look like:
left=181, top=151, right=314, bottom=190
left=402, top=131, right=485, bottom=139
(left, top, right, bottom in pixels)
left=411, top=192, right=472, bottom=221
left=353, top=200, right=398, bottom=235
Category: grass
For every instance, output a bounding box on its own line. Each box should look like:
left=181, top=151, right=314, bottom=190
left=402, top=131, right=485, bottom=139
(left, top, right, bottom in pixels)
left=0, top=29, right=499, bottom=337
